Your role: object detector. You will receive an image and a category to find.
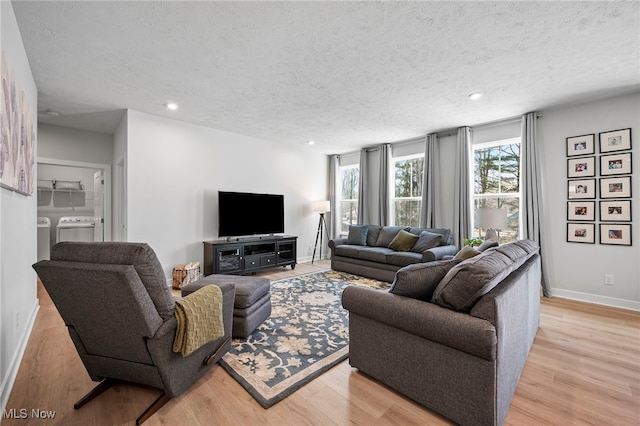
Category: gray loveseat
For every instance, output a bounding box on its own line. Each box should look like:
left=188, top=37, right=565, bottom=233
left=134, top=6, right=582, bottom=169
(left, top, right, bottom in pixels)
left=342, top=240, right=541, bottom=426
left=329, top=225, right=458, bottom=282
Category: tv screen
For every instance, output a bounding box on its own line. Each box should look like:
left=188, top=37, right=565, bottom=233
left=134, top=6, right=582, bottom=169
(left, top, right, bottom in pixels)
left=218, top=191, right=285, bottom=237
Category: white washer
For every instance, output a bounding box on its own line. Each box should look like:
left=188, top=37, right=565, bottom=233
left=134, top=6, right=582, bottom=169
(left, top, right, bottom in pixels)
left=57, top=216, right=96, bottom=243
left=37, top=217, right=51, bottom=260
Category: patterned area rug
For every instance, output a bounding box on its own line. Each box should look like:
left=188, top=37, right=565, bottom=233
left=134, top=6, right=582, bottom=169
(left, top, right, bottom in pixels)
left=219, top=270, right=389, bottom=408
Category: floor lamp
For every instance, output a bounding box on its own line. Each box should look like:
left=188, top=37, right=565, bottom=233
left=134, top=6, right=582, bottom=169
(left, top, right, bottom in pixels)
left=312, top=200, right=330, bottom=263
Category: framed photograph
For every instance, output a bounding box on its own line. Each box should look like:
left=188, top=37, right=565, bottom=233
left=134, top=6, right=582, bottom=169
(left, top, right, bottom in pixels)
left=567, top=156, right=595, bottom=178
left=600, top=224, right=632, bottom=246
left=600, top=152, right=632, bottom=176
left=600, top=176, right=631, bottom=198
left=600, top=200, right=631, bottom=222
left=567, top=223, right=595, bottom=244
left=567, top=201, right=595, bottom=221
left=599, top=128, right=632, bottom=153
left=568, top=179, right=596, bottom=199
left=566, top=134, right=595, bottom=156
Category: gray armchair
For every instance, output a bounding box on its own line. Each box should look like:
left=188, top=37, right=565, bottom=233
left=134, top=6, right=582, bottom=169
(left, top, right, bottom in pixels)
left=33, top=242, right=235, bottom=425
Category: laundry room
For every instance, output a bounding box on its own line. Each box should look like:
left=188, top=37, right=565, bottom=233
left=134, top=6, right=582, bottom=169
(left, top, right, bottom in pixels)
left=37, top=162, right=105, bottom=260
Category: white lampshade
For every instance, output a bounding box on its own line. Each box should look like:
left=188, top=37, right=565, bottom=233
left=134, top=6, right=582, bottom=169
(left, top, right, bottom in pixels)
left=477, top=208, right=507, bottom=230
left=312, top=200, right=331, bottom=213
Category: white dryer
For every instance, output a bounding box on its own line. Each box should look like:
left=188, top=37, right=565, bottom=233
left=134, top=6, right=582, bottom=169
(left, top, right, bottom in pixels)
left=37, top=217, right=51, bottom=260
left=56, top=216, right=96, bottom=243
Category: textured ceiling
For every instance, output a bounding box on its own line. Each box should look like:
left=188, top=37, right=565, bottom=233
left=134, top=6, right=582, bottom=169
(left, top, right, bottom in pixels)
left=12, top=1, right=640, bottom=154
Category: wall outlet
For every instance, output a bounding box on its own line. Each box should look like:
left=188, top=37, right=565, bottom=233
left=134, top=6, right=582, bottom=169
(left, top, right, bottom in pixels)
left=604, top=274, right=614, bottom=286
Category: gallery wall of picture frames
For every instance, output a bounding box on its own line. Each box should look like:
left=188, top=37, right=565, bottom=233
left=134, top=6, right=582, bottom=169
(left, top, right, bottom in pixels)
left=566, top=128, right=632, bottom=246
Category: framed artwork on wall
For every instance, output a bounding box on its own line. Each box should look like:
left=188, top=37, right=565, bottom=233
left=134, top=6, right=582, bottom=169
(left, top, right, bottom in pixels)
left=600, top=152, right=632, bottom=176
left=599, top=128, right=632, bottom=153
left=566, top=134, right=595, bottom=156
left=568, top=157, right=595, bottom=178
left=567, top=223, right=595, bottom=244
left=600, top=176, right=631, bottom=198
left=600, top=224, right=632, bottom=246
left=600, top=200, right=631, bottom=222
left=567, top=201, right=595, bottom=221
left=568, top=179, right=596, bottom=199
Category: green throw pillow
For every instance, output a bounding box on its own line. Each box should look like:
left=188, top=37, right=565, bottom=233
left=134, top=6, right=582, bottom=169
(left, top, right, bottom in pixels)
left=389, top=230, right=420, bottom=252
left=453, top=245, right=482, bottom=260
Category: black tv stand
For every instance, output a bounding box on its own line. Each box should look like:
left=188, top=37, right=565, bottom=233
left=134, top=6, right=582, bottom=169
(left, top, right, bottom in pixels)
left=204, top=235, right=297, bottom=276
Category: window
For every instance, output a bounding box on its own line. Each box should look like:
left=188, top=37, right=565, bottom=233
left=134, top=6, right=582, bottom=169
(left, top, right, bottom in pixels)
left=339, top=164, right=359, bottom=234
left=472, top=138, right=521, bottom=243
left=392, top=154, right=424, bottom=227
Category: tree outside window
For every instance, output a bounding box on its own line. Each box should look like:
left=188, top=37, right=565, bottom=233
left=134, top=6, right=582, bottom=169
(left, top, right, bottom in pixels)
left=392, top=154, right=424, bottom=227
left=472, top=138, right=520, bottom=243
left=339, top=165, right=359, bottom=234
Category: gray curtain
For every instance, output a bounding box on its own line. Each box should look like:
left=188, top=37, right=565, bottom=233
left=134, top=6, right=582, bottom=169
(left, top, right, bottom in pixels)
left=328, top=154, right=340, bottom=239
left=453, top=127, right=472, bottom=248
left=378, top=143, right=392, bottom=225
left=521, top=112, right=551, bottom=296
left=420, top=133, right=439, bottom=228
left=357, top=148, right=370, bottom=224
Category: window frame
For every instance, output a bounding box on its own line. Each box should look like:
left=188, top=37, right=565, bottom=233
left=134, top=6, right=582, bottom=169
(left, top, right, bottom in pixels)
left=471, top=137, right=522, bottom=241
left=390, top=152, right=424, bottom=227
left=338, top=163, right=359, bottom=235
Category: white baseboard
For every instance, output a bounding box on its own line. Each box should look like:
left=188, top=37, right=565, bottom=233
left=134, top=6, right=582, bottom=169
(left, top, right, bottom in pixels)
left=1, top=300, right=40, bottom=415
left=550, top=288, right=640, bottom=311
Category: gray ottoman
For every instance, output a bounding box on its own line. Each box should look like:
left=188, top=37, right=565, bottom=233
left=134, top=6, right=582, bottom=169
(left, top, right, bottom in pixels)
left=181, top=274, right=271, bottom=338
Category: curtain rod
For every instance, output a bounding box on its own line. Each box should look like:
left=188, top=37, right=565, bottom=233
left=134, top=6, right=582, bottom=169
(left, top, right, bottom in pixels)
left=336, top=112, right=543, bottom=155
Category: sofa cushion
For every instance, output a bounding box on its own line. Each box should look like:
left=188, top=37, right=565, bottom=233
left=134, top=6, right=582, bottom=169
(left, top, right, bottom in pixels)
left=411, top=230, right=444, bottom=253
left=385, top=251, right=423, bottom=267
left=453, top=245, right=482, bottom=260
left=357, top=247, right=394, bottom=263
left=334, top=245, right=362, bottom=259
left=389, top=230, right=420, bottom=252
left=347, top=225, right=369, bottom=245
left=366, top=225, right=382, bottom=246
left=375, top=226, right=406, bottom=247
left=390, top=259, right=462, bottom=301
left=431, top=240, right=539, bottom=312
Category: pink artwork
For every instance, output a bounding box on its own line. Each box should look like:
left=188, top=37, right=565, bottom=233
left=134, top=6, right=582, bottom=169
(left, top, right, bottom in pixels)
left=1, top=50, right=35, bottom=195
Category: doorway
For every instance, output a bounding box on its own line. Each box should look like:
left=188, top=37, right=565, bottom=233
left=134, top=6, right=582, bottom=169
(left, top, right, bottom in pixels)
left=37, top=157, right=112, bottom=250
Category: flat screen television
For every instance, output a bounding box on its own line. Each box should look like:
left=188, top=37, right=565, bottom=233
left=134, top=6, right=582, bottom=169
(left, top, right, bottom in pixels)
left=218, top=191, right=285, bottom=237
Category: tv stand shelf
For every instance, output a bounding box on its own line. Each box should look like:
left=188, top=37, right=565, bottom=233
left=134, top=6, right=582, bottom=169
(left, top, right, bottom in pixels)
left=203, top=235, right=297, bottom=276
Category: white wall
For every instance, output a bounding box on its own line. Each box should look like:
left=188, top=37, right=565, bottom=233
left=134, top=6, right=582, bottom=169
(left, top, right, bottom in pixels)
left=0, top=1, right=39, bottom=412
left=539, top=92, right=640, bottom=309
left=125, top=110, right=328, bottom=280
left=112, top=113, right=128, bottom=241
left=37, top=124, right=113, bottom=165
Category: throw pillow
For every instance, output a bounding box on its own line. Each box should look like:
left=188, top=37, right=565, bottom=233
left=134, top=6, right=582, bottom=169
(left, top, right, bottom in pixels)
left=478, top=239, right=499, bottom=252
left=389, top=259, right=462, bottom=301
left=453, top=245, right=481, bottom=260
left=347, top=225, right=368, bottom=245
left=389, top=230, right=420, bottom=252
left=375, top=226, right=406, bottom=247
left=411, top=230, right=444, bottom=253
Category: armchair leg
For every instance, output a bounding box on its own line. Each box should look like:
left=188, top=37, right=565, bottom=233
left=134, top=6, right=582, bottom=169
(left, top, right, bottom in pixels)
left=136, top=393, right=172, bottom=425
left=203, top=335, right=232, bottom=366
left=74, top=378, right=116, bottom=409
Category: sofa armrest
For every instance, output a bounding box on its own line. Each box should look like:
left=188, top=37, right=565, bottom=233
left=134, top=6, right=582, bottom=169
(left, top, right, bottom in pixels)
left=328, top=238, right=348, bottom=250
left=422, top=244, right=458, bottom=261
left=342, top=285, right=496, bottom=361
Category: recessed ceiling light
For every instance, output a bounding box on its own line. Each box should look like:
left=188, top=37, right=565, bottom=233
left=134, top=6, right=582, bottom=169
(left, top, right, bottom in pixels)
left=468, top=93, right=483, bottom=100
left=308, top=140, right=316, bottom=145
left=166, top=102, right=178, bottom=110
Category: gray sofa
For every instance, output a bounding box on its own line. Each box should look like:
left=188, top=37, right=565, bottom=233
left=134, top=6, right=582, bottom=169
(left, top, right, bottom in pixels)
left=329, top=225, right=458, bottom=282
left=342, top=240, right=541, bottom=426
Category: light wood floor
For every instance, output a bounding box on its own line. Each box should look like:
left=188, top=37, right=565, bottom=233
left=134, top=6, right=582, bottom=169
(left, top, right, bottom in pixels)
left=4, top=260, right=639, bottom=425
